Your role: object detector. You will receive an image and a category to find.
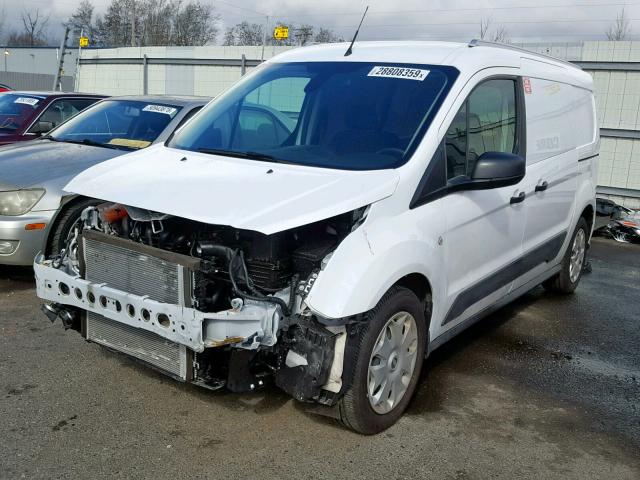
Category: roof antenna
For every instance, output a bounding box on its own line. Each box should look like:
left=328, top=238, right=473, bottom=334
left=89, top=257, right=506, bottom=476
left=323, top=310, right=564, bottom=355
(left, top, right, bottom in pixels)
left=344, top=6, right=369, bottom=57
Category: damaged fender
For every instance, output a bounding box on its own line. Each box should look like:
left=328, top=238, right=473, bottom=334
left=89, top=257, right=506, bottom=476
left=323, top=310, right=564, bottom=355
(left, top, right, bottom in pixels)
left=305, top=207, right=446, bottom=323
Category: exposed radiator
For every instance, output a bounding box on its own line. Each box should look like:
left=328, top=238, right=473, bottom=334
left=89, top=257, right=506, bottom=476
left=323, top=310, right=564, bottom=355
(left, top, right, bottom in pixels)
left=81, top=230, right=200, bottom=306
left=87, top=312, right=188, bottom=379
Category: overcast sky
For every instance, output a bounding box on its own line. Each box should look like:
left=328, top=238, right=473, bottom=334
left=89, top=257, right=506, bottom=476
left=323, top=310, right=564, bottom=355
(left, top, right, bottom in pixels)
left=2, top=0, right=640, bottom=44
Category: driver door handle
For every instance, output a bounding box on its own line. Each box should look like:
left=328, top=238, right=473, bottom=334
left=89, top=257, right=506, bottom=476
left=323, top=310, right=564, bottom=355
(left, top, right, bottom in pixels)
left=535, top=181, right=549, bottom=193
left=510, top=191, right=526, bottom=204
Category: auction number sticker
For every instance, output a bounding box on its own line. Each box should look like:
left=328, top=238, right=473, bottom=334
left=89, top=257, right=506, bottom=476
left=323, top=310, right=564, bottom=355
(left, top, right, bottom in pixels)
left=14, top=97, right=40, bottom=106
left=143, top=105, right=177, bottom=116
left=368, top=66, right=429, bottom=81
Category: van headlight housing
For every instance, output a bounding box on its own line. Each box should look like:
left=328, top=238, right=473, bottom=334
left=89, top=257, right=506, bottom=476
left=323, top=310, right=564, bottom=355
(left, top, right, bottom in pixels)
left=0, top=189, right=45, bottom=216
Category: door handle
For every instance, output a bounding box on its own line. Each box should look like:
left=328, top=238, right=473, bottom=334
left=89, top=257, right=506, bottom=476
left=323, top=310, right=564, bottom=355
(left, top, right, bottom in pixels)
left=535, top=181, right=549, bottom=193
left=510, top=191, right=526, bottom=204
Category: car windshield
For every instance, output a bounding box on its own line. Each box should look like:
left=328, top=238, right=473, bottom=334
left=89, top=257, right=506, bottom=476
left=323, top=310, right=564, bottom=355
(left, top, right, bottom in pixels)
left=50, top=99, right=182, bottom=149
left=0, top=94, right=42, bottom=132
left=169, top=62, right=458, bottom=170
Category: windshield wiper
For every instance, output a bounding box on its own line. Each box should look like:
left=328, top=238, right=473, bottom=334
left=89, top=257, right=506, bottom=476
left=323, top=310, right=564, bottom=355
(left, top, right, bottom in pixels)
left=197, top=148, right=283, bottom=163
left=43, top=137, right=133, bottom=150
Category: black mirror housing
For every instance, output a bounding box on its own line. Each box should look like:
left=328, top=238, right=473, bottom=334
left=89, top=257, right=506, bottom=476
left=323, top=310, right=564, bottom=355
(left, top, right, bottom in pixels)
left=466, top=151, right=525, bottom=190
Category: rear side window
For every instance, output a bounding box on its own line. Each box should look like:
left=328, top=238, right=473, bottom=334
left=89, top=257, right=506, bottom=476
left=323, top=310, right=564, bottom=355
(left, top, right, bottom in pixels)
left=446, top=79, right=518, bottom=179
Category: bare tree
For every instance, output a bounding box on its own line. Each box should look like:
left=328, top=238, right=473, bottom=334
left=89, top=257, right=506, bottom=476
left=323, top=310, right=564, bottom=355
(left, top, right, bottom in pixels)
left=314, top=27, right=343, bottom=43
left=223, top=21, right=263, bottom=46
left=20, top=9, right=50, bottom=46
left=0, top=5, right=5, bottom=43
left=7, top=9, right=50, bottom=46
left=479, top=17, right=491, bottom=40
left=492, top=25, right=510, bottom=44
left=67, top=0, right=95, bottom=45
left=606, top=7, right=630, bottom=41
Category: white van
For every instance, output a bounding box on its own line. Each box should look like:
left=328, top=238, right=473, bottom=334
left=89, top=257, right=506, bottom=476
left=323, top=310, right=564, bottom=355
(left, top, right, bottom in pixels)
left=35, top=41, right=598, bottom=434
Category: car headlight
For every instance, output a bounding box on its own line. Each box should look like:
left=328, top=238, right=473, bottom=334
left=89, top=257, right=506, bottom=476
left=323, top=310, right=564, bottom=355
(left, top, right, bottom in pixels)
left=0, top=189, right=46, bottom=216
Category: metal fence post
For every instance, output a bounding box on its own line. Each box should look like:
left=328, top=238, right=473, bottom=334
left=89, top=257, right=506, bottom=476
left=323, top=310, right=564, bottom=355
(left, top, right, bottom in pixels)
left=241, top=54, right=246, bottom=76
left=143, top=54, right=148, bottom=94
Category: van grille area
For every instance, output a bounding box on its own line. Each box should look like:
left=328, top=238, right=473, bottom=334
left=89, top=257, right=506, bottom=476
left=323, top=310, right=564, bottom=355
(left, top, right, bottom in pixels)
left=87, top=312, right=188, bottom=379
left=82, top=233, right=183, bottom=305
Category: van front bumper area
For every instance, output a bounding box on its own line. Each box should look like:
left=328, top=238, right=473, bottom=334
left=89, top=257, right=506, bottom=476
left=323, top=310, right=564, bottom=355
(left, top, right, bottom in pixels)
left=34, top=255, right=282, bottom=354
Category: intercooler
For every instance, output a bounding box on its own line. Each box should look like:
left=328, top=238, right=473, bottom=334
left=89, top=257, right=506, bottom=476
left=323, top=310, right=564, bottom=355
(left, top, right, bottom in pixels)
left=81, top=230, right=201, bottom=380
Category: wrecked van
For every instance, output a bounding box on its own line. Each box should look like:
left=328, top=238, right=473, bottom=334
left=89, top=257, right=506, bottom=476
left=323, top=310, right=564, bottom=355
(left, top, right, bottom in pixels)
left=35, top=41, right=598, bottom=434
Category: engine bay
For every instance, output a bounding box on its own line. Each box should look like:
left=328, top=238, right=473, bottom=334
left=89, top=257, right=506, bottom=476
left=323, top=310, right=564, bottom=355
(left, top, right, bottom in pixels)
left=37, top=201, right=367, bottom=404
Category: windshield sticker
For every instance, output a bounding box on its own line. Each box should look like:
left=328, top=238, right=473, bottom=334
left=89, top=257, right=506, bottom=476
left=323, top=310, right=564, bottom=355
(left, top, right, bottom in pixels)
left=143, top=104, right=177, bottom=115
left=14, top=97, right=40, bottom=106
left=368, top=66, right=429, bottom=81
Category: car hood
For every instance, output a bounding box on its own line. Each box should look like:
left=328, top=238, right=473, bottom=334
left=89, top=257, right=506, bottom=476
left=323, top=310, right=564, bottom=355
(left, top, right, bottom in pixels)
left=0, top=140, right=125, bottom=190
left=65, top=145, right=400, bottom=234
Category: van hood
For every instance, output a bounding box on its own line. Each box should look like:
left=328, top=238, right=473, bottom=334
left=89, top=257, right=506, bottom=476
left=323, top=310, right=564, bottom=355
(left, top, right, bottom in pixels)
left=65, top=145, right=400, bottom=234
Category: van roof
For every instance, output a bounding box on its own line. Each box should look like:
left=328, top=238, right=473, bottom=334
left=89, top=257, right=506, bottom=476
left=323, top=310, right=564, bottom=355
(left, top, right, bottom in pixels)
left=269, top=40, right=593, bottom=90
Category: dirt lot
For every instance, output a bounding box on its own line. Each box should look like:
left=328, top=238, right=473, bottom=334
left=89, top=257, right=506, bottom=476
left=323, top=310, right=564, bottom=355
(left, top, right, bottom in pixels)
left=0, top=236, right=638, bottom=479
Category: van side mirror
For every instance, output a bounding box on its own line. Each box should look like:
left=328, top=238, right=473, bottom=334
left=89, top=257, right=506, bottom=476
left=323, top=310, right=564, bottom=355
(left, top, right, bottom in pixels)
left=467, top=151, right=525, bottom=190
left=30, top=121, right=54, bottom=135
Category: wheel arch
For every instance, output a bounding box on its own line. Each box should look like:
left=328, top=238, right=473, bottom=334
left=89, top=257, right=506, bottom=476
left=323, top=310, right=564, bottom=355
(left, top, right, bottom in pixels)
left=43, top=194, right=90, bottom=255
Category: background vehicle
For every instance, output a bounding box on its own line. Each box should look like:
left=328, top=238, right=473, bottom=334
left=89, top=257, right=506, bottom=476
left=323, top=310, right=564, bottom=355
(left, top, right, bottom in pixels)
left=34, top=41, right=597, bottom=435
left=0, top=92, right=105, bottom=146
left=0, top=95, right=209, bottom=265
left=0, top=84, right=11, bottom=93
left=595, top=198, right=640, bottom=242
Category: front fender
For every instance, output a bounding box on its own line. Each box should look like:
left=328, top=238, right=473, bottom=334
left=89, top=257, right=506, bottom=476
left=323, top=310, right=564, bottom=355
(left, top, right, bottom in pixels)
left=305, top=210, right=445, bottom=321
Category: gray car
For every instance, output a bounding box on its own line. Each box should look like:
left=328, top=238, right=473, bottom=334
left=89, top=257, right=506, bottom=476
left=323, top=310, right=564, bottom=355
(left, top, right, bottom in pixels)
left=0, top=95, right=209, bottom=265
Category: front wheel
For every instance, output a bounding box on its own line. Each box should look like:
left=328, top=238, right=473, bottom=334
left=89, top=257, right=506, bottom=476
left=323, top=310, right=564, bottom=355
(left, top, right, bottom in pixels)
left=338, top=286, right=427, bottom=434
left=543, top=217, right=589, bottom=293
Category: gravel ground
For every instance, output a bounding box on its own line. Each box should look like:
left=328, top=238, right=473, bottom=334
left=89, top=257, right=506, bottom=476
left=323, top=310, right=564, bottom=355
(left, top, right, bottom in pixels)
left=0, top=236, right=638, bottom=479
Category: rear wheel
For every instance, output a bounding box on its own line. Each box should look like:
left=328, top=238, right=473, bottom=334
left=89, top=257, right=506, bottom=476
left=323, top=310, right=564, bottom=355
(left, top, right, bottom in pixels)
left=543, top=217, right=589, bottom=293
left=338, top=286, right=427, bottom=434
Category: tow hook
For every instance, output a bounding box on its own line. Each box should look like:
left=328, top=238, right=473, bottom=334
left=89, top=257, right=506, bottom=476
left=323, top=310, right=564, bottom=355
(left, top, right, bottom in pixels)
left=41, top=303, right=60, bottom=322
left=41, top=303, right=78, bottom=330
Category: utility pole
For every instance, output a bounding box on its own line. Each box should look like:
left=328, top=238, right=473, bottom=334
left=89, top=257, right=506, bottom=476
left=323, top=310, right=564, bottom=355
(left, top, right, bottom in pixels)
left=261, top=15, right=269, bottom=61
left=131, top=1, right=136, bottom=47
left=52, top=27, right=70, bottom=92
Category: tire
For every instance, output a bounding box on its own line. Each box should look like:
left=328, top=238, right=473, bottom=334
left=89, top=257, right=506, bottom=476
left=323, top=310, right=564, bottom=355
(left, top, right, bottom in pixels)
left=338, top=286, right=427, bottom=435
left=543, top=217, right=589, bottom=294
left=47, top=198, right=101, bottom=257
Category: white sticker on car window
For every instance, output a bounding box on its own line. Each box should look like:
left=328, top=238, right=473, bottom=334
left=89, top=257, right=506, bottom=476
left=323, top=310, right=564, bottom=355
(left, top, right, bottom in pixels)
left=143, top=104, right=177, bottom=115
left=368, top=66, right=429, bottom=81
left=14, top=97, right=40, bottom=106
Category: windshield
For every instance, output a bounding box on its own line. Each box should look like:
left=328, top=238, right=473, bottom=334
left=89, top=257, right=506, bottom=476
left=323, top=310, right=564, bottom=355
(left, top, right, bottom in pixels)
left=50, top=100, right=182, bottom=149
left=169, top=62, right=458, bottom=170
left=0, top=94, right=42, bottom=132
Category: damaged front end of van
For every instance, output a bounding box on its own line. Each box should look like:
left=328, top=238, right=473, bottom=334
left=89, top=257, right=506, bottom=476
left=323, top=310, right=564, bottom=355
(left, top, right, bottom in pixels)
left=35, top=199, right=373, bottom=403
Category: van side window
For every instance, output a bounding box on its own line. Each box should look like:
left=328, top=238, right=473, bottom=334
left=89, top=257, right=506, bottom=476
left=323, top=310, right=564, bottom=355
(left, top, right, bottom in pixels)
left=446, top=79, right=517, bottom=179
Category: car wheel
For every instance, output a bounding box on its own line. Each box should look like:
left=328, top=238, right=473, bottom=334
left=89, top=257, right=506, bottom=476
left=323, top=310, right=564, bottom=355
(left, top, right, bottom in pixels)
left=338, top=286, right=427, bottom=435
left=47, top=198, right=101, bottom=261
left=543, top=217, right=589, bottom=293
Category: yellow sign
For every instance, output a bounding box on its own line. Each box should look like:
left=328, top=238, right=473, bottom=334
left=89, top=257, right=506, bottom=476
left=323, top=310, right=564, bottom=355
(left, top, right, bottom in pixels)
left=79, top=36, right=89, bottom=48
left=274, top=26, right=289, bottom=40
